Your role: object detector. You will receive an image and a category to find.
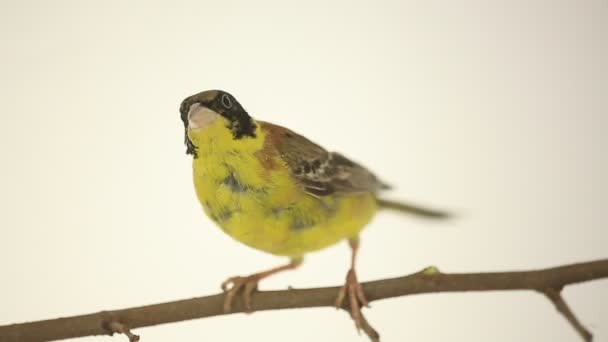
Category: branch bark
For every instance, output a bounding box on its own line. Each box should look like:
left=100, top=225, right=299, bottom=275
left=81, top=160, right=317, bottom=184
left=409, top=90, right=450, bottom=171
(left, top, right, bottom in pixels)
left=1, top=259, right=607, bottom=342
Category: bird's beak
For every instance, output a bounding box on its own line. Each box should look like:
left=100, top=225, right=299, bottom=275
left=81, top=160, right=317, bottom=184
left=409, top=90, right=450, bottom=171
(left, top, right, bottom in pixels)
left=188, top=103, right=219, bottom=130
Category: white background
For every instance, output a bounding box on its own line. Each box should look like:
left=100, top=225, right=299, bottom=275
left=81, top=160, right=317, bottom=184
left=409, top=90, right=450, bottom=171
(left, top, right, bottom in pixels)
left=1, top=1, right=606, bottom=341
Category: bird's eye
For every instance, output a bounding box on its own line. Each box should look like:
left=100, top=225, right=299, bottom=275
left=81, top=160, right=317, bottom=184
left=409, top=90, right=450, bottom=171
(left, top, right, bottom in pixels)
left=221, top=94, right=233, bottom=109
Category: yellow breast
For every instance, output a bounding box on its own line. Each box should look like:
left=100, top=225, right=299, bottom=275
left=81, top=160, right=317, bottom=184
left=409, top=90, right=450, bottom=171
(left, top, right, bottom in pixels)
left=189, top=119, right=377, bottom=257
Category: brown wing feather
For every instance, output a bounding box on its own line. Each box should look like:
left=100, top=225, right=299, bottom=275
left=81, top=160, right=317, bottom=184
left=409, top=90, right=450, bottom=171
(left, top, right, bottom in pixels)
left=259, top=121, right=389, bottom=197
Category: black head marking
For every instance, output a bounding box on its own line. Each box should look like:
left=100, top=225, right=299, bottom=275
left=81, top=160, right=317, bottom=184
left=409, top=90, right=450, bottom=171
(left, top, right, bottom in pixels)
left=179, top=90, right=257, bottom=158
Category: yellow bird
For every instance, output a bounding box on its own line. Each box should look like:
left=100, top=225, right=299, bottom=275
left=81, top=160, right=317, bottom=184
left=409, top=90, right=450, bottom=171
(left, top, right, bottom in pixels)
left=180, top=90, right=446, bottom=329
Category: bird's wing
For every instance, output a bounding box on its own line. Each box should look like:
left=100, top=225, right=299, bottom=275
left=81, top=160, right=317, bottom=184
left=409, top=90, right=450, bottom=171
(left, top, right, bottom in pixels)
left=259, top=121, right=390, bottom=197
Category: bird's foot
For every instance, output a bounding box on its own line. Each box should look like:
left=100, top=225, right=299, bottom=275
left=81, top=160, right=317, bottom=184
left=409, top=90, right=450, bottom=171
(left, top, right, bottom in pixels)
left=335, top=268, right=370, bottom=332
left=220, top=259, right=302, bottom=314
left=221, top=275, right=261, bottom=313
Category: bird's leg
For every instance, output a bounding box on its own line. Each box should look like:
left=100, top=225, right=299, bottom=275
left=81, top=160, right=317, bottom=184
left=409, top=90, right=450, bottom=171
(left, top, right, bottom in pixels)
left=335, top=237, right=369, bottom=332
left=221, top=257, right=302, bottom=313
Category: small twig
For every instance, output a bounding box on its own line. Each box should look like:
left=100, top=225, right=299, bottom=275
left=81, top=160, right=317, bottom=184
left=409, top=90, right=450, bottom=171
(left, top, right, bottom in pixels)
left=0, top=259, right=606, bottom=342
left=105, top=322, right=140, bottom=342
left=544, top=288, right=593, bottom=342
left=356, top=311, right=380, bottom=342
left=339, top=302, right=379, bottom=341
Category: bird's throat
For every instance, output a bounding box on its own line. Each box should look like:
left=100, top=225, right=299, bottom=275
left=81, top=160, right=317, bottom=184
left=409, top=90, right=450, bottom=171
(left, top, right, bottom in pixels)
left=188, top=118, right=264, bottom=160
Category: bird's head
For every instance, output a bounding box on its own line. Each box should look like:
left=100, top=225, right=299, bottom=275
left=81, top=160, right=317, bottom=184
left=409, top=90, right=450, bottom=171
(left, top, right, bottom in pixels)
left=179, top=90, right=257, bottom=157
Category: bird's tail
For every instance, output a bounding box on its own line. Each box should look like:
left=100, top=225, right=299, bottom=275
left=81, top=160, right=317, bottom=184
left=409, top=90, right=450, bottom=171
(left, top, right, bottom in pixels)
left=376, top=198, right=450, bottom=219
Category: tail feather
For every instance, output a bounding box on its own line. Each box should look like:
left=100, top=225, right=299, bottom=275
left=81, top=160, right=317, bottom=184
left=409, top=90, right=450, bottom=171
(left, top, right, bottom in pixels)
left=376, top=198, right=450, bottom=219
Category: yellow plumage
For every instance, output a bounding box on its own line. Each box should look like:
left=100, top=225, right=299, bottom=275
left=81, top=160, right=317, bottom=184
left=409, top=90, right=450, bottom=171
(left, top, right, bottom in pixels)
left=188, top=117, right=377, bottom=257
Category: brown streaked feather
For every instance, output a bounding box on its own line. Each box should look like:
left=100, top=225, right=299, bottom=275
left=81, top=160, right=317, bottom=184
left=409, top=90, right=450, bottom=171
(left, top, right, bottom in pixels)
left=258, top=121, right=390, bottom=197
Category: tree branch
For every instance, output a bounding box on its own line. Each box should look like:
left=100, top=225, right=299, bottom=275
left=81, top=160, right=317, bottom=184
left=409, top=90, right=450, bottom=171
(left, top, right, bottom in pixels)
left=1, top=259, right=606, bottom=342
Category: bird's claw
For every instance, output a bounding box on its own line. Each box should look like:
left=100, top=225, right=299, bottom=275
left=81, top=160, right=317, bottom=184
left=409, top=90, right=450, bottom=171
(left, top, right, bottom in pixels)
left=335, top=268, right=369, bottom=332
left=221, top=275, right=260, bottom=313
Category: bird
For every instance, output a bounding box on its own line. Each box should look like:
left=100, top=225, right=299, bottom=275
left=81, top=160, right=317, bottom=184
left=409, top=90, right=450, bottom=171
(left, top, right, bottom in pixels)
left=179, top=89, right=447, bottom=330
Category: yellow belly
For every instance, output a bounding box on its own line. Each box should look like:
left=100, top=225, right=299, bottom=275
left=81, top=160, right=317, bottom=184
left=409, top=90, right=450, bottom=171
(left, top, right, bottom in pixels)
left=193, top=159, right=377, bottom=258
left=188, top=119, right=377, bottom=257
